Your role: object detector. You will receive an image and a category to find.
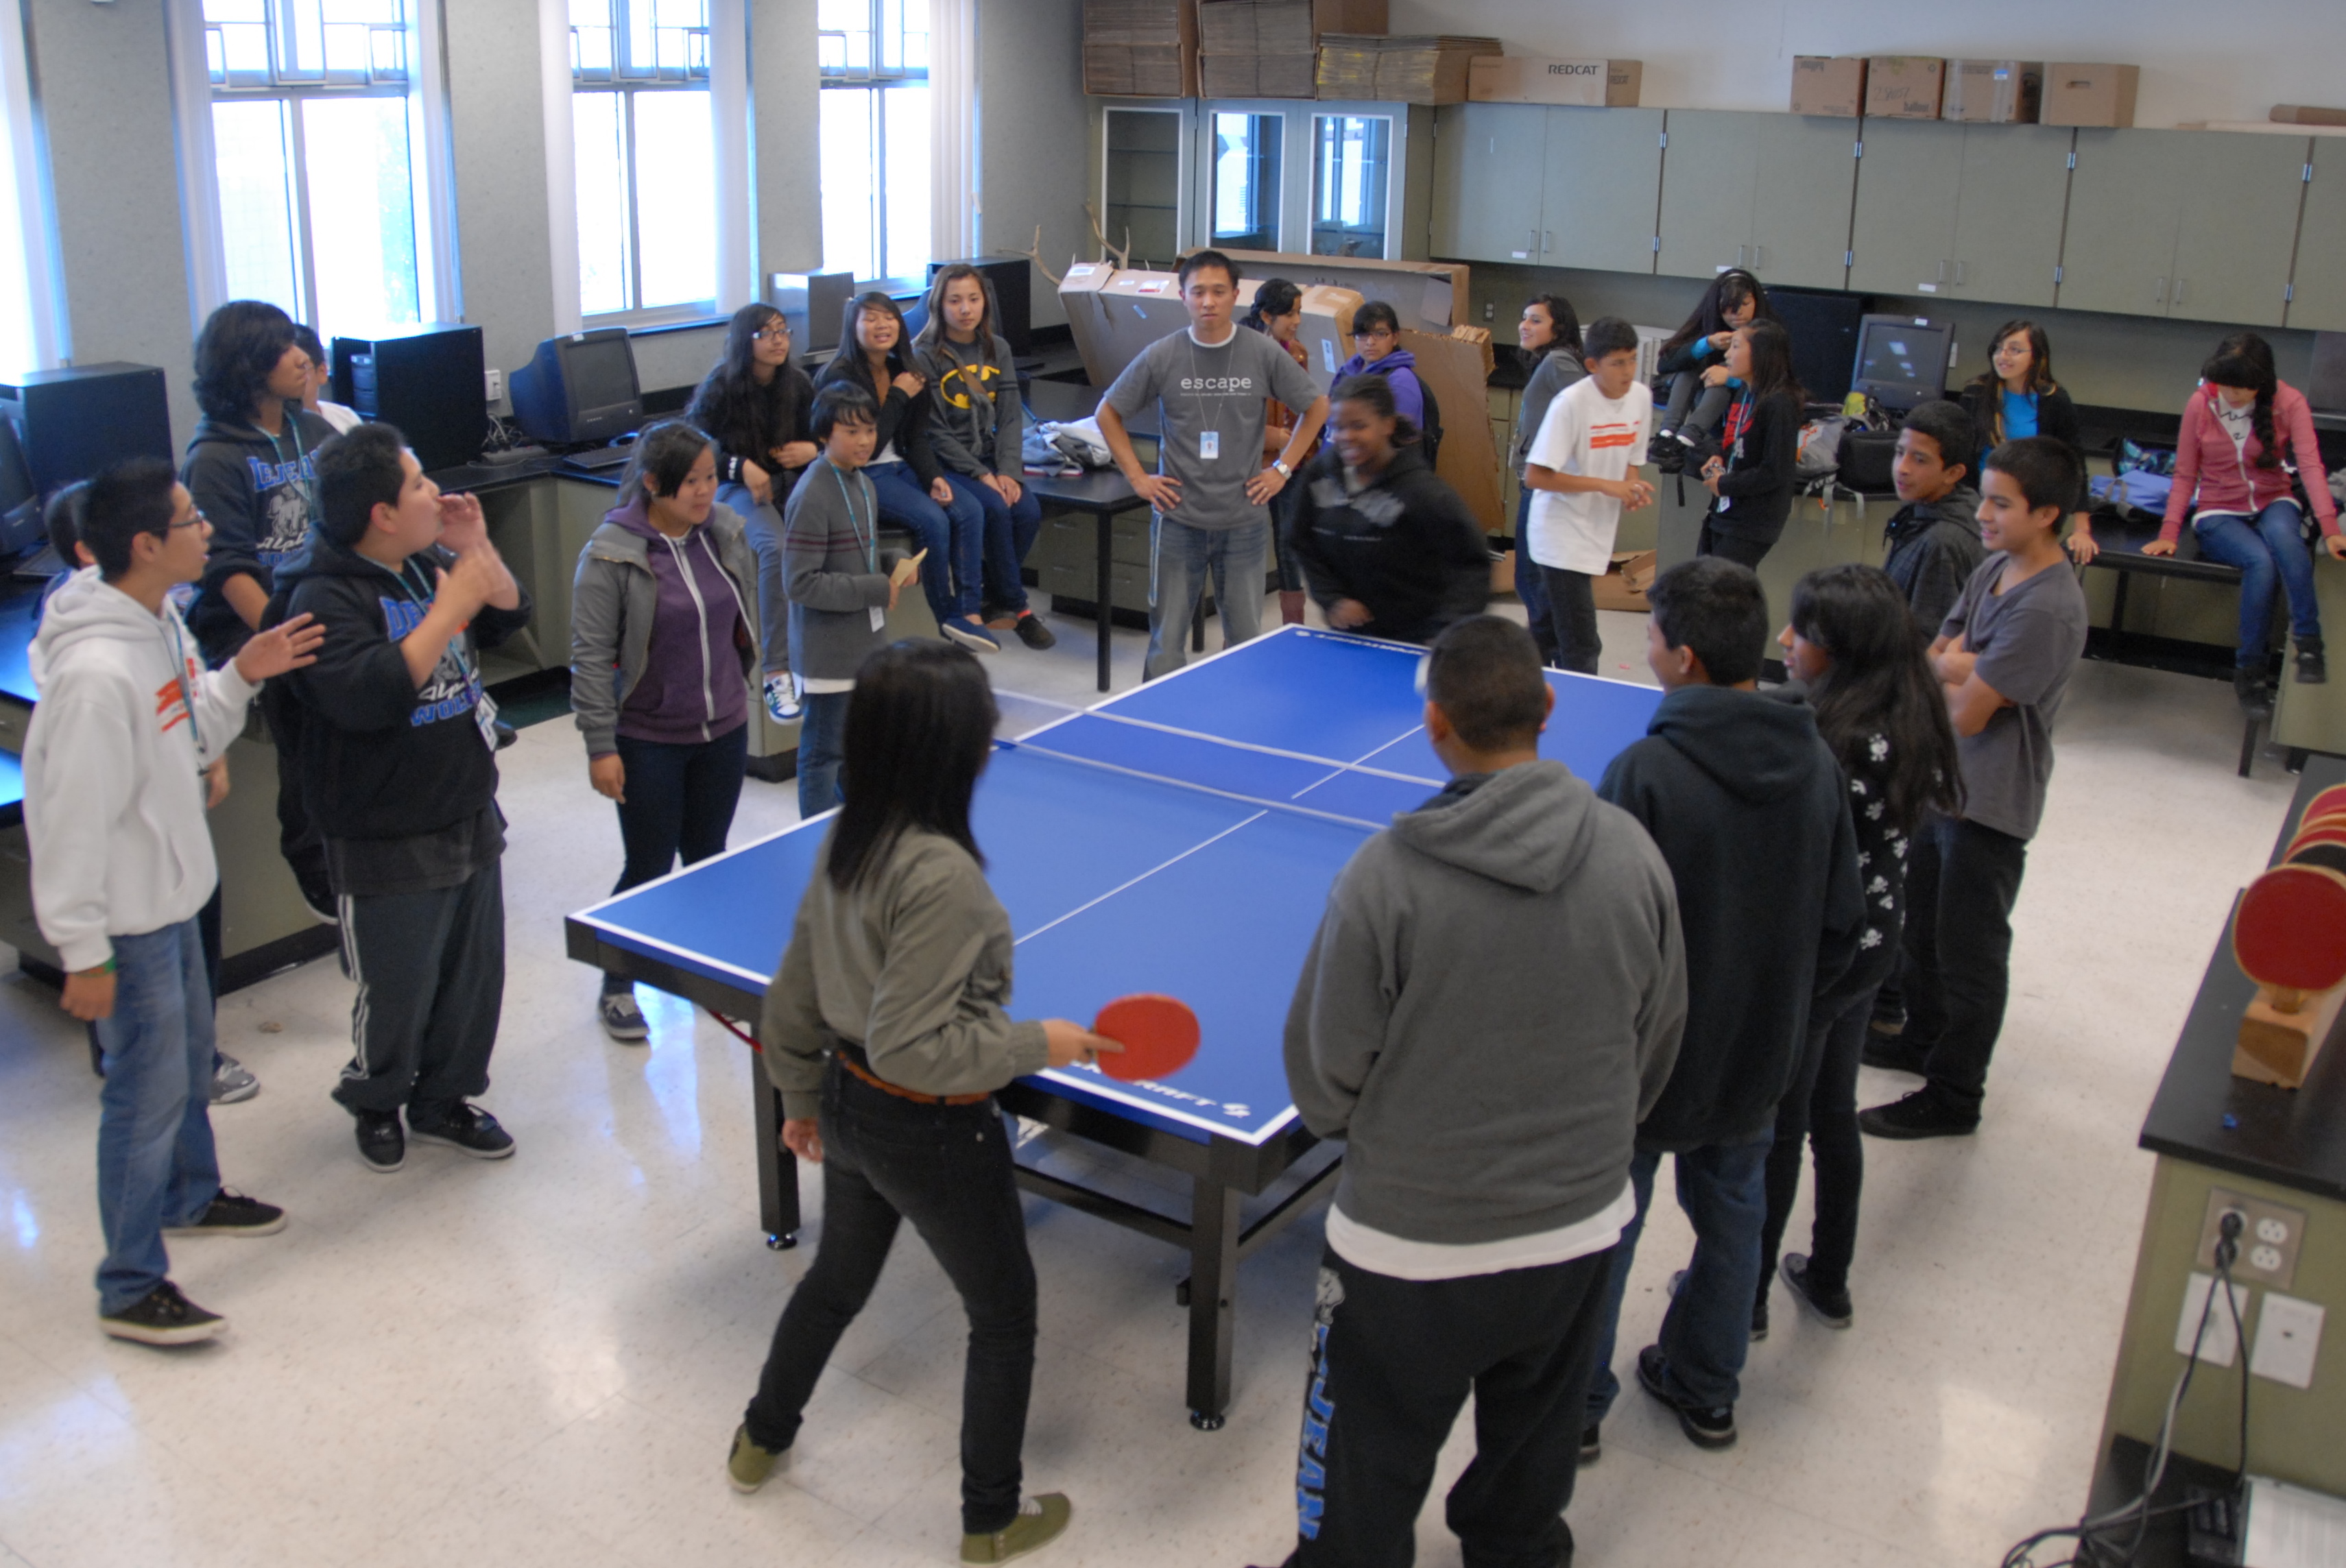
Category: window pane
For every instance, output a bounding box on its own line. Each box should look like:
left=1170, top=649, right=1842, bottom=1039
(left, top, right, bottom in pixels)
left=1212, top=112, right=1279, bottom=252
left=818, top=87, right=874, bottom=280
left=301, top=95, right=419, bottom=330
left=573, top=91, right=630, bottom=315
left=572, top=0, right=613, bottom=77
left=0, top=88, right=39, bottom=372
left=881, top=84, right=928, bottom=280
left=817, top=0, right=870, bottom=74
left=212, top=99, right=301, bottom=315
left=1310, top=114, right=1389, bottom=259
left=631, top=88, right=713, bottom=308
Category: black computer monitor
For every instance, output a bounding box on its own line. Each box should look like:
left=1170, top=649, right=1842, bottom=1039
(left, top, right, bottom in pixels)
left=1851, top=315, right=1954, bottom=413
left=0, top=415, right=37, bottom=557
left=1769, top=288, right=1869, bottom=405
left=509, top=328, right=642, bottom=446
left=331, top=323, right=487, bottom=471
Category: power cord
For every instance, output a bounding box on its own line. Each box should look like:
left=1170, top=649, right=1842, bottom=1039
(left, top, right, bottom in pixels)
left=2002, top=1211, right=2249, bottom=1568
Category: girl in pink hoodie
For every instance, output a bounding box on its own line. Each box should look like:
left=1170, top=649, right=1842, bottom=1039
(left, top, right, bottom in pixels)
left=2146, top=336, right=2342, bottom=702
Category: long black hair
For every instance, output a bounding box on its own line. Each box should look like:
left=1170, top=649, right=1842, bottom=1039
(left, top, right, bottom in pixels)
left=1521, top=293, right=1583, bottom=363
left=1243, top=278, right=1302, bottom=333
left=2204, top=337, right=2283, bottom=470
left=837, top=291, right=913, bottom=389
left=1659, top=268, right=1774, bottom=359
left=1737, top=319, right=1805, bottom=411
left=826, top=640, right=998, bottom=890
left=1965, top=319, right=2059, bottom=447
left=618, top=418, right=715, bottom=505
left=193, top=300, right=299, bottom=423
left=1330, top=372, right=1422, bottom=451
left=1788, top=564, right=1963, bottom=834
left=686, top=302, right=811, bottom=472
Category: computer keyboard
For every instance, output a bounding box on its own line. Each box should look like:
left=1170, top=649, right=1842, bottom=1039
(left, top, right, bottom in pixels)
left=563, top=443, right=636, bottom=472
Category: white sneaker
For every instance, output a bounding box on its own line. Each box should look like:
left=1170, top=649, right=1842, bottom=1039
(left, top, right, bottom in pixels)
left=600, top=992, right=649, bottom=1043
left=763, top=673, right=802, bottom=723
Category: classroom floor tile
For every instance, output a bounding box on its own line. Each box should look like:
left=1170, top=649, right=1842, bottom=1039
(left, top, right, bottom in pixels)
left=0, top=590, right=2297, bottom=1567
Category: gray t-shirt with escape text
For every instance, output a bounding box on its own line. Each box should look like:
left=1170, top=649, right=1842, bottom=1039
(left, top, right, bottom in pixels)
left=1939, top=553, right=2088, bottom=842
left=1104, top=326, right=1324, bottom=532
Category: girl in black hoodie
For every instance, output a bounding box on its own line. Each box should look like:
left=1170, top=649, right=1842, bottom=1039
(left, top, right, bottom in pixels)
left=1287, top=375, right=1491, bottom=644
left=1695, top=319, right=1804, bottom=570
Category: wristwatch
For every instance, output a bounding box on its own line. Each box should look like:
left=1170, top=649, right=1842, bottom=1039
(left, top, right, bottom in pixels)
left=1272, top=459, right=1292, bottom=478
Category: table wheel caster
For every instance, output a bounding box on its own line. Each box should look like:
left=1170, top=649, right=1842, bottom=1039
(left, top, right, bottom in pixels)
left=766, top=1231, right=799, bottom=1251
left=1189, top=1410, right=1226, bottom=1432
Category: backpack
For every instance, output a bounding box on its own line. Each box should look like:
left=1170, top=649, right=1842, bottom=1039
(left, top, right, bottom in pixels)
left=1410, top=370, right=1443, bottom=466
left=1795, top=413, right=1849, bottom=485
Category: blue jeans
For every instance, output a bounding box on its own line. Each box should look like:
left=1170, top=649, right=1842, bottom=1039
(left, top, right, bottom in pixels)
left=605, top=725, right=748, bottom=995
left=944, top=472, right=1043, bottom=615
left=1512, top=487, right=1555, bottom=663
left=1585, top=1137, right=1773, bottom=1419
left=865, top=460, right=984, bottom=628
left=797, top=691, right=850, bottom=819
left=2192, top=501, right=2320, bottom=664
left=94, top=918, right=222, bottom=1314
left=1145, top=514, right=1269, bottom=681
left=719, top=483, right=791, bottom=675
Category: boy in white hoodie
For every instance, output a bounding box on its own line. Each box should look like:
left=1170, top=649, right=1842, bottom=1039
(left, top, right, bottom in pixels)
left=25, top=457, right=322, bottom=1345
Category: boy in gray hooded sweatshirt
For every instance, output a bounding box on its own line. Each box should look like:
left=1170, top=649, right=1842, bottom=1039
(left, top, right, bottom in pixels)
left=1271, top=616, right=1686, bottom=1568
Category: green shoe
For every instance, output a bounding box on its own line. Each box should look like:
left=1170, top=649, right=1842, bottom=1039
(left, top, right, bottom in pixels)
left=726, top=1425, right=785, bottom=1493
left=961, top=1493, right=1072, bottom=1564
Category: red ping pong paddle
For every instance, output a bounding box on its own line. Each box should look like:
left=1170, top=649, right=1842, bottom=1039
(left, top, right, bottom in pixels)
left=2234, top=863, right=2346, bottom=1012
left=2286, top=822, right=2346, bottom=856
left=1091, top=994, right=1201, bottom=1083
left=2288, top=841, right=2346, bottom=878
left=2290, top=808, right=2346, bottom=841
left=2302, top=784, right=2346, bottom=823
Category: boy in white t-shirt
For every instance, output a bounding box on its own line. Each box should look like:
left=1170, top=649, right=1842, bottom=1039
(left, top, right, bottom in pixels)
left=1522, top=318, right=1656, bottom=674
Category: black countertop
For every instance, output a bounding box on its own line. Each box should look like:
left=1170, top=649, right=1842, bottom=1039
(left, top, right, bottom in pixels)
left=2138, top=756, right=2346, bottom=1202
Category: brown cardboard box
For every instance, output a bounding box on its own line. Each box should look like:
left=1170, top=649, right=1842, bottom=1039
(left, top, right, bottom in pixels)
left=1941, top=60, right=2042, bottom=123
left=1318, top=34, right=1503, bottom=104
left=1864, top=56, right=1946, bottom=119
left=2042, top=63, right=2140, bottom=128
left=2271, top=104, right=2346, bottom=127
left=1291, top=284, right=1363, bottom=385
left=1466, top=56, right=1643, bottom=108
left=1791, top=56, right=1867, bottom=118
left=1081, top=0, right=1198, bottom=97
left=1591, top=550, right=1657, bottom=613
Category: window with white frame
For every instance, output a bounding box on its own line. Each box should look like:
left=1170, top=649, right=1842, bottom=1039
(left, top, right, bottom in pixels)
left=571, top=0, right=715, bottom=319
left=818, top=0, right=929, bottom=283
left=203, top=0, right=430, bottom=332
left=0, top=0, right=51, bottom=375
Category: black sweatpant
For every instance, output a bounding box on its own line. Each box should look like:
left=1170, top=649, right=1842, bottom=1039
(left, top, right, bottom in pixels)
left=1535, top=564, right=1600, bottom=676
left=1696, top=518, right=1773, bottom=570
left=1760, top=980, right=1878, bottom=1299
left=746, top=1057, right=1036, bottom=1537
left=261, top=680, right=333, bottom=914
left=1900, top=815, right=2029, bottom=1114
left=1285, top=1244, right=1615, bottom=1568
left=330, top=859, right=504, bottom=1117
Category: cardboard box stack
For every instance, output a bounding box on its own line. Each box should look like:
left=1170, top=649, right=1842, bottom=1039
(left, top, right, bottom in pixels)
left=1941, top=60, right=2042, bottom=123
left=2042, top=63, right=2139, bottom=127
left=1197, top=0, right=1386, bottom=100
left=1865, top=56, right=1946, bottom=119
left=1317, top=34, right=1502, bottom=105
left=1082, top=0, right=1197, bottom=98
left=1791, top=56, right=1867, bottom=117
left=1467, top=56, right=1643, bottom=108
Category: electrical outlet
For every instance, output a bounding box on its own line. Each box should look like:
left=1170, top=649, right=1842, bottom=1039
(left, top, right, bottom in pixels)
left=1483, top=302, right=1494, bottom=323
left=2198, top=1188, right=2308, bottom=1290
left=2249, top=1292, right=2323, bottom=1389
left=2177, top=1273, right=2249, bottom=1365
left=484, top=368, right=504, bottom=407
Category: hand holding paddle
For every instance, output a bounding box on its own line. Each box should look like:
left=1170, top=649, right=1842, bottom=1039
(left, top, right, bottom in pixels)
left=1044, top=1019, right=1120, bottom=1069
left=1090, top=994, right=1200, bottom=1082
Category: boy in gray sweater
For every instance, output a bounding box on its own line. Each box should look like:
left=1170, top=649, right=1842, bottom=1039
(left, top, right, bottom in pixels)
left=1270, top=616, right=1686, bottom=1568
left=782, top=383, right=911, bottom=818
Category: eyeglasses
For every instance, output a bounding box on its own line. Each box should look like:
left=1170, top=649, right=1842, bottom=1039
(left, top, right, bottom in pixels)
left=754, top=324, right=793, bottom=342
left=167, top=511, right=208, bottom=532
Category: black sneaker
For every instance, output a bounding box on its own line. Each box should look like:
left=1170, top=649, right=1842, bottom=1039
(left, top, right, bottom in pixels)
left=1668, top=1268, right=1767, bottom=1342
left=1858, top=1086, right=1979, bottom=1140
left=408, top=1102, right=516, bottom=1160
left=1860, top=1034, right=1930, bottom=1075
left=355, top=1109, right=405, bottom=1172
left=1579, top=1423, right=1601, bottom=1466
left=1780, top=1254, right=1854, bottom=1329
left=2297, top=638, right=2327, bottom=684
left=99, top=1281, right=224, bottom=1347
left=1635, top=1344, right=1735, bottom=1449
left=1865, top=1012, right=1904, bottom=1040
left=163, top=1190, right=287, bottom=1238
left=1012, top=611, right=1057, bottom=650
left=2235, top=665, right=2275, bottom=717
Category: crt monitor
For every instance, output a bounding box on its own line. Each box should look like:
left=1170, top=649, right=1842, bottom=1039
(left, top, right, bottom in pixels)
left=509, top=328, right=642, bottom=446
left=1851, top=315, right=1955, bottom=412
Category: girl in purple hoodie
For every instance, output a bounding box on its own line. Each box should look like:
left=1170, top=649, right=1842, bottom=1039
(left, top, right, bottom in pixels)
left=1330, top=300, right=1426, bottom=431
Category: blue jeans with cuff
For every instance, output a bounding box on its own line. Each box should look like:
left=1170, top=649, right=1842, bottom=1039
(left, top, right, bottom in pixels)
left=2192, top=501, right=2320, bottom=664
left=717, top=482, right=791, bottom=676
left=944, top=472, right=1044, bottom=615
left=796, top=691, right=851, bottom=821
left=1146, top=514, right=1269, bottom=681
left=94, top=917, right=222, bottom=1314
left=865, top=460, right=985, bottom=629
left=1585, top=1136, right=1773, bottom=1420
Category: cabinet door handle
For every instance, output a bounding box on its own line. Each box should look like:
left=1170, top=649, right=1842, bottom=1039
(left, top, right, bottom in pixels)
left=1753, top=244, right=1765, bottom=271
left=2174, top=278, right=2188, bottom=305
left=1736, top=244, right=1748, bottom=267
left=1954, top=260, right=1967, bottom=286
left=1544, top=230, right=1553, bottom=253
left=1937, top=260, right=1948, bottom=283
left=2154, top=276, right=2168, bottom=305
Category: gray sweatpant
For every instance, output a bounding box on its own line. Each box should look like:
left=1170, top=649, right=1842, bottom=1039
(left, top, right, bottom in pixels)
left=331, top=860, right=505, bottom=1118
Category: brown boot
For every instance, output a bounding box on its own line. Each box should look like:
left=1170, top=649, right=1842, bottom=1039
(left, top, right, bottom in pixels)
left=1279, top=590, right=1308, bottom=626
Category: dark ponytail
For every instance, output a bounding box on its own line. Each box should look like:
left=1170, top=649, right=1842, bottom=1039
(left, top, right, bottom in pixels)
left=2201, top=347, right=2283, bottom=470
left=1330, top=372, right=1422, bottom=448
left=1243, top=278, right=1302, bottom=333
left=1789, top=564, right=1964, bottom=834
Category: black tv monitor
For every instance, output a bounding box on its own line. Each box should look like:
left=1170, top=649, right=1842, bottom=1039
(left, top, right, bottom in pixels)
left=0, top=363, right=176, bottom=498
left=1852, top=315, right=1954, bottom=413
left=331, top=323, right=487, bottom=472
left=510, top=328, right=642, bottom=446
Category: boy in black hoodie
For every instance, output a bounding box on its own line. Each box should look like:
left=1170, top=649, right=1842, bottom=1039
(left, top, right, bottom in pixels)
left=1586, top=557, right=1863, bottom=1452
left=1880, top=400, right=1986, bottom=635
left=272, top=423, right=531, bottom=1173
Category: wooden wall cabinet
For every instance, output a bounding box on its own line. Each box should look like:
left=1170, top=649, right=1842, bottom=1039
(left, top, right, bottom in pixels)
left=1432, top=104, right=1664, bottom=274
left=2286, top=138, right=2346, bottom=332
left=1847, top=121, right=2073, bottom=308
left=1655, top=111, right=1856, bottom=290
left=2059, top=130, right=2310, bottom=327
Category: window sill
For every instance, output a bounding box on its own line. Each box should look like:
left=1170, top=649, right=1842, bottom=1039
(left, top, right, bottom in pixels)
left=582, top=309, right=728, bottom=338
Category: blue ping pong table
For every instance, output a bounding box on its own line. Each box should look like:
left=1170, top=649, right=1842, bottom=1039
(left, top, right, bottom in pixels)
left=565, top=626, right=1664, bottom=1427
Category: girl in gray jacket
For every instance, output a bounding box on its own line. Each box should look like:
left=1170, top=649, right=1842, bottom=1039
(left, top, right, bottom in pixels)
left=570, top=420, right=759, bottom=1041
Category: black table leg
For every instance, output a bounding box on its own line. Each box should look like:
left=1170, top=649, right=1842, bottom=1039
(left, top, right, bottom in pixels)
left=1191, top=599, right=1207, bottom=653
left=1186, top=1178, right=1242, bottom=1430
left=754, top=1072, right=800, bottom=1249
left=1095, top=509, right=1112, bottom=693
left=2109, top=570, right=2131, bottom=663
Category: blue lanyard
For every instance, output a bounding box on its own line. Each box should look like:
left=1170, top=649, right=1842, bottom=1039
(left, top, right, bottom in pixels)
left=159, top=610, right=213, bottom=771
left=828, top=465, right=876, bottom=571
left=384, top=555, right=479, bottom=685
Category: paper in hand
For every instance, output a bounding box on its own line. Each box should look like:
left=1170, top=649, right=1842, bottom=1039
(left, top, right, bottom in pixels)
left=889, top=548, right=926, bottom=588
